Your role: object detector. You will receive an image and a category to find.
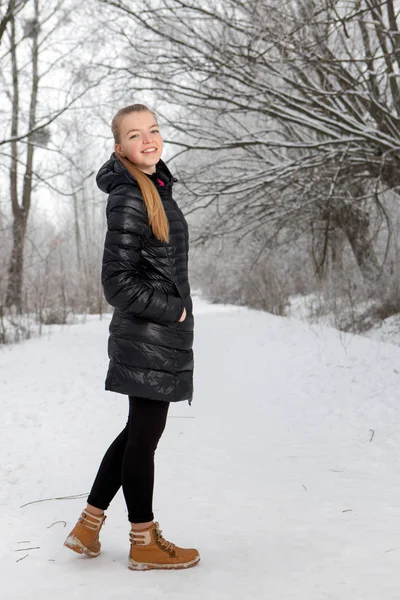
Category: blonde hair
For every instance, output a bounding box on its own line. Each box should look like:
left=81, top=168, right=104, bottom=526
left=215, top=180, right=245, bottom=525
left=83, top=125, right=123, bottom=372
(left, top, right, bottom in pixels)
left=111, top=104, right=169, bottom=243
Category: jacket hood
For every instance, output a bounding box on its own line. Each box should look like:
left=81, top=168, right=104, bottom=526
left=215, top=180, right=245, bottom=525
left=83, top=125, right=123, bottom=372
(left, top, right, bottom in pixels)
left=96, top=152, right=176, bottom=195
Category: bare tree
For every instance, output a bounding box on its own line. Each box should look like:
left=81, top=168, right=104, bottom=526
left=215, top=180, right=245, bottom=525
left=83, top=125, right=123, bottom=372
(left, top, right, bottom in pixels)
left=0, top=0, right=28, bottom=45
left=98, top=0, right=400, bottom=284
left=1, top=0, right=105, bottom=311
left=5, top=0, right=40, bottom=310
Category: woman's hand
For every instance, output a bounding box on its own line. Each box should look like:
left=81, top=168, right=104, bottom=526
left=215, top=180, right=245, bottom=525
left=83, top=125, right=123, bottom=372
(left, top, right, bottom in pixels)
left=178, top=306, right=187, bottom=322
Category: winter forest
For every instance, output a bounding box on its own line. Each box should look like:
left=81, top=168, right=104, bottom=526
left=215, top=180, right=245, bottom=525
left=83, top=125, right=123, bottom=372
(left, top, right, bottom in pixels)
left=1, top=0, right=400, bottom=340
left=3, top=1, right=400, bottom=598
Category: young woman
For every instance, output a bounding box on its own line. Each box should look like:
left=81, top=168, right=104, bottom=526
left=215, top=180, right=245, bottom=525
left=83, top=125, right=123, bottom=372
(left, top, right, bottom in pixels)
left=64, top=103, right=200, bottom=571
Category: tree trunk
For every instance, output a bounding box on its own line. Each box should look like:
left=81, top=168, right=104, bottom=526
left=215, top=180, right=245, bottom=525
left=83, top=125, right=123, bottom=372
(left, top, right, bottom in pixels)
left=73, top=190, right=82, bottom=270
left=5, top=13, right=21, bottom=309
left=5, top=0, right=39, bottom=310
left=335, top=203, right=382, bottom=285
left=5, top=213, right=28, bottom=311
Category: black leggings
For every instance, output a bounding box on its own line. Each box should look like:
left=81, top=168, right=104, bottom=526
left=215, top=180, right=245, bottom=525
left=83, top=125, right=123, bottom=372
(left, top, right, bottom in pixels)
left=87, top=395, right=170, bottom=523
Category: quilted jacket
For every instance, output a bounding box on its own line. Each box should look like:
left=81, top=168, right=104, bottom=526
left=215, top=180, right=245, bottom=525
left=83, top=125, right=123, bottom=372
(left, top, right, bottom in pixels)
left=96, top=152, right=194, bottom=404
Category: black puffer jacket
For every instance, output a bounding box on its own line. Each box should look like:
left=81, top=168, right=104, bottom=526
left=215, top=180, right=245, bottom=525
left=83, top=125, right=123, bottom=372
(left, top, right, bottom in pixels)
left=97, top=152, right=194, bottom=405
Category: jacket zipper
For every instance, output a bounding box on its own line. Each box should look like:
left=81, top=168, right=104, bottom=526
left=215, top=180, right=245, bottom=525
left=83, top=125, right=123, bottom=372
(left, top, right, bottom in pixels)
left=157, top=247, right=186, bottom=404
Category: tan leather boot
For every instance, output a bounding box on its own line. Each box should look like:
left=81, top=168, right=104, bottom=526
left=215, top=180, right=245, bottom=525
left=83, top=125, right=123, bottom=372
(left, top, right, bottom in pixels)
left=64, top=509, right=107, bottom=557
left=128, top=521, right=200, bottom=571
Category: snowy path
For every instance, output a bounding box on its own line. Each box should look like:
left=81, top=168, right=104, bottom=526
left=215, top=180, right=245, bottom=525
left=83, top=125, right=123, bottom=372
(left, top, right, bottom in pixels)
left=1, top=297, right=400, bottom=599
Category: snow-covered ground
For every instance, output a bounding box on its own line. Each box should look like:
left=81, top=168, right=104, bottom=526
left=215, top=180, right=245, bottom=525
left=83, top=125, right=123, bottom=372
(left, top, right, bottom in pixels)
left=288, top=292, right=400, bottom=345
left=1, top=295, right=400, bottom=599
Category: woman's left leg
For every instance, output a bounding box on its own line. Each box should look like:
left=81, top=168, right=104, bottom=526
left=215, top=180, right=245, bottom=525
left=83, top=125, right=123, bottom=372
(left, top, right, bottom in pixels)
left=122, top=395, right=170, bottom=525
left=64, top=395, right=170, bottom=559
left=86, top=396, right=170, bottom=515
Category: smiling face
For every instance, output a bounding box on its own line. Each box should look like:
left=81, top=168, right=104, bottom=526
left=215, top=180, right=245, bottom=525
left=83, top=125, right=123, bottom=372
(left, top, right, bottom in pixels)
left=115, top=110, right=163, bottom=174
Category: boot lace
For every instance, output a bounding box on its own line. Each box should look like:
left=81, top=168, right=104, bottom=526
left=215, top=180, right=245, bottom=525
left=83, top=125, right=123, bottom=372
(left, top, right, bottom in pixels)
left=78, top=510, right=106, bottom=531
left=154, top=522, right=176, bottom=555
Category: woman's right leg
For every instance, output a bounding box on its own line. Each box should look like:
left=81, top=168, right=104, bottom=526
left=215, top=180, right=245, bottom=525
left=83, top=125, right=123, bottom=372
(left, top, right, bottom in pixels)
left=65, top=394, right=200, bottom=568
left=86, top=395, right=170, bottom=520
left=65, top=395, right=169, bottom=558
left=64, top=414, right=129, bottom=556
left=86, top=422, right=129, bottom=512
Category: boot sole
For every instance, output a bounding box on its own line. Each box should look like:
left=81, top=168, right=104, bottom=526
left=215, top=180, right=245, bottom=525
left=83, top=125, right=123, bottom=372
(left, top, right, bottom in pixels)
left=64, top=534, right=100, bottom=558
left=128, top=555, right=200, bottom=571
